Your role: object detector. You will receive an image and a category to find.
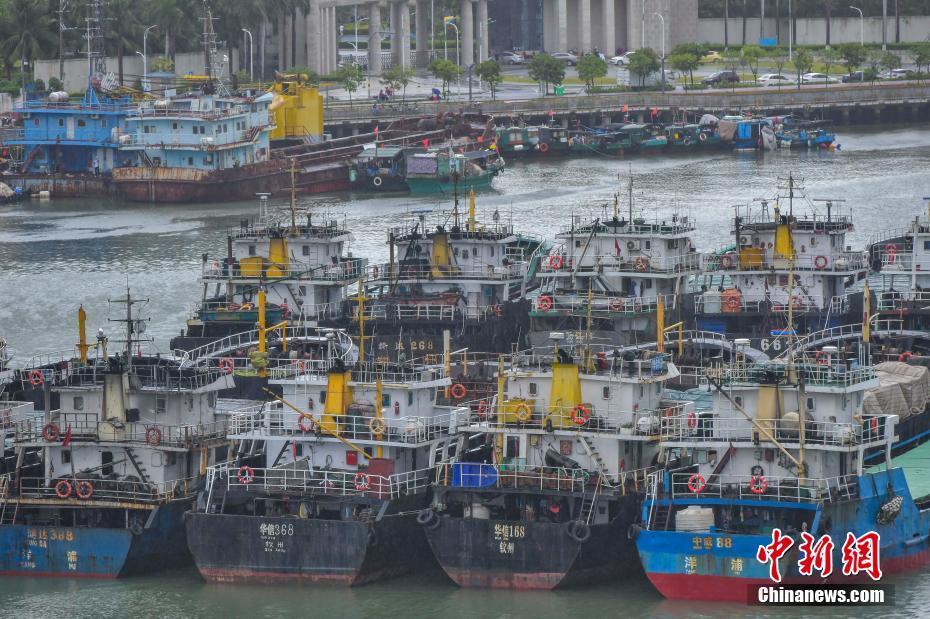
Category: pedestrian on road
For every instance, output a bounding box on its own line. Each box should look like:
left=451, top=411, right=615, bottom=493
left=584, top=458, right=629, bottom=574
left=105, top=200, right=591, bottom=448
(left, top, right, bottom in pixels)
left=93, top=158, right=100, bottom=176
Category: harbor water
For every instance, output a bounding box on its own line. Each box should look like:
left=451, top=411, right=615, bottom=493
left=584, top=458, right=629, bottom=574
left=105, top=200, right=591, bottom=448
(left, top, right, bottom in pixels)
left=1, top=123, right=930, bottom=616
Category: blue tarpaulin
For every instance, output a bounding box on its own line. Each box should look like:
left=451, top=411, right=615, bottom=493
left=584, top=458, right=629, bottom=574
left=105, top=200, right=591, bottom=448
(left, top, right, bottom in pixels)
left=451, top=463, right=498, bottom=488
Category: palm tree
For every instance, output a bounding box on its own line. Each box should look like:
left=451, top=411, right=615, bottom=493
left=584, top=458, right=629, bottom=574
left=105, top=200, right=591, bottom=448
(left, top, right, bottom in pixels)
left=145, top=0, right=198, bottom=58
left=0, top=0, right=55, bottom=81
left=105, top=0, right=141, bottom=85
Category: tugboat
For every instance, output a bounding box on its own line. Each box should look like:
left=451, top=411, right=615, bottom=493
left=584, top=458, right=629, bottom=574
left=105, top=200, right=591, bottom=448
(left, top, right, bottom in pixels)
left=0, top=295, right=233, bottom=577
left=693, top=175, right=867, bottom=356
left=355, top=190, right=545, bottom=361
left=185, top=348, right=462, bottom=585
left=419, top=333, right=683, bottom=589
left=530, top=183, right=700, bottom=348
left=635, top=341, right=930, bottom=601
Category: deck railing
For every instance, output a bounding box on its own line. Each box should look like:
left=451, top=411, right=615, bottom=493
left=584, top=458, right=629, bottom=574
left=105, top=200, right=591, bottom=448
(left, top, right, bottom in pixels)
left=366, top=262, right=526, bottom=282
left=1, top=474, right=200, bottom=505
left=539, top=252, right=702, bottom=275
left=13, top=413, right=228, bottom=447
left=705, top=251, right=866, bottom=273
left=532, top=293, right=675, bottom=316
left=660, top=472, right=860, bottom=504
left=201, top=257, right=365, bottom=282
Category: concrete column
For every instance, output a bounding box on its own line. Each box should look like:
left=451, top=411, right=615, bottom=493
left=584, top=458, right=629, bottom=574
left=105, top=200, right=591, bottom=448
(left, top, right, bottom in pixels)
left=283, top=14, right=293, bottom=69
left=460, top=0, right=474, bottom=67
left=319, top=8, right=329, bottom=74
left=399, top=2, right=411, bottom=69
left=415, top=0, right=430, bottom=67
left=390, top=1, right=400, bottom=67
left=602, top=0, right=615, bottom=55
left=556, top=0, right=568, bottom=52
left=295, top=9, right=307, bottom=68
left=307, top=1, right=321, bottom=74
left=330, top=7, right=339, bottom=72
left=369, top=2, right=383, bottom=76
left=580, top=0, right=592, bottom=53
left=476, top=0, right=488, bottom=62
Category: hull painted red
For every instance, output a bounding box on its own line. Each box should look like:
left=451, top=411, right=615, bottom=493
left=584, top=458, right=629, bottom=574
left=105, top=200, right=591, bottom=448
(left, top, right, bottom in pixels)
left=0, top=570, right=119, bottom=580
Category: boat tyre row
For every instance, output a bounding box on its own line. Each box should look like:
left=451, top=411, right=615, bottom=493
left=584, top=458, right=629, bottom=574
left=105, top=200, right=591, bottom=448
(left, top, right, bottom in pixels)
left=417, top=509, right=592, bottom=544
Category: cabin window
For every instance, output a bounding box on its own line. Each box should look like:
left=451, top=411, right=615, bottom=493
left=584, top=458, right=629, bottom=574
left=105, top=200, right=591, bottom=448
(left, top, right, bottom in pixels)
left=644, top=241, right=651, bottom=250
left=294, top=443, right=303, bottom=457
left=172, top=122, right=178, bottom=130
left=320, top=391, right=326, bottom=403
left=408, top=391, right=414, bottom=406
left=924, top=241, right=930, bottom=251
left=73, top=396, right=84, bottom=411
left=575, top=240, right=582, bottom=248
left=192, top=125, right=198, bottom=134
left=151, top=452, right=164, bottom=467
left=528, top=382, right=537, bottom=396
left=504, top=436, right=520, bottom=459
left=302, top=245, right=310, bottom=256
left=77, top=119, right=86, bottom=127
left=806, top=397, right=816, bottom=411
left=602, top=386, right=610, bottom=400
left=102, top=451, right=114, bottom=476
left=187, top=157, right=194, bottom=166
left=61, top=451, right=71, bottom=464
left=101, top=119, right=107, bottom=128
left=299, top=286, right=307, bottom=297
left=667, top=239, right=678, bottom=250
left=248, top=244, right=256, bottom=256
left=643, top=280, right=653, bottom=289
left=734, top=396, right=743, bottom=407
left=155, top=395, right=166, bottom=415
left=639, top=385, right=644, bottom=397
left=58, top=119, right=64, bottom=127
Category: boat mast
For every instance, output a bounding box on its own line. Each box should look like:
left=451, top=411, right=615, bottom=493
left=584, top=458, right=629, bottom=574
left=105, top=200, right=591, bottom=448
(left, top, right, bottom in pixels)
left=289, top=159, right=298, bottom=236
left=107, top=286, right=150, bottom=370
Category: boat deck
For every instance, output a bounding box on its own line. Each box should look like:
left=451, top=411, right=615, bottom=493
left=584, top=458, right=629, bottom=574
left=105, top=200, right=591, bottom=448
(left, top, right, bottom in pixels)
left=873, top=440, right=930, bottom=499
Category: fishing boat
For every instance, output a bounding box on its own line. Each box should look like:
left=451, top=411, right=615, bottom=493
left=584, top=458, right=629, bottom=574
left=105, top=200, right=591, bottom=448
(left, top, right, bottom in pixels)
left=403, top=148, right=504, bottom=195
left=0, top=296, right=233, bottom=578
left=492, top=125, right=539, bottom=157
left=185, top=352, right=462, bottom=585
left=530, top=183, right=700, bottom=348
left=420, top=334, right=679, bottom=589
left=353, top=191, right=545, bottom=361
left=774, top=118, right=837, bottom=150
left=351, top=145, right=409, bottom=191
left=635, top=344, right=930, bottom=601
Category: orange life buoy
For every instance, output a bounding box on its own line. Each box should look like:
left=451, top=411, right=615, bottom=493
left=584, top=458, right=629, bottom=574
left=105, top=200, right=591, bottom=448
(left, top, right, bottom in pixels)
left=725, top=295, right=740, bottom=311
left=55, top=479, right=73, bottom=499
left=237, top=465, right=255, bottom=484
left=687, top=473, right=706, bottom=493
left=450, top=383, right=468, bottom=400
left=28, top=369, right=44, bottom=386
left=219, top=357, right=234, bottom=374
left=354, top=472, right=371, bottom=491
left=899, top=351, right=914, bottom=362
left=609, top=298, right=624, bottom=312
left=634, top=256, right=649, bottom=272
left=493, top=304, right=503, bottom=317
left=537, top=295, right=553, bottom=311
left=549, top=255, right=564, bottom=270
left=76, top=480, right=94, bottom=500
left=477, top=400, right=488, bottom=419
left=687, top=411, right=697, bottom=429
left=814, top=350, right=829, bottom=366
left=538, top=141, right=550, bottom=153
left=42, top=423, right=60, bottom=442
left=814, top=255, right=828, bottom=270
left=749, top=475, right=768, bottom=495
left=298, top=417, right=315, bottom=433
left=720, top=254, right=734, bottom=270
left=570, top=405, right=591, bottom=426
left=146, top=426, right=162, bottom=446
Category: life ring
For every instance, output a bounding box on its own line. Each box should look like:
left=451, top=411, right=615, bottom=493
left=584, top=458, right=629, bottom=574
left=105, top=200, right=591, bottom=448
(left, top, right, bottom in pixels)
left=687, top=473, right=706, bottom=493
left=354, top=472, right=371, bottom=491
left=450, top=383, right=468, bottom=400
left=538, top=142, right=550, bottom=153
left=493, top=304, right=503, bottom=317
left=28, top=369, right=44, bottom=386
left=145, top=426, right=163, bottom=446
left=219, top=357, right=234, bottom=374
left=54, top=479, right=73, bottom=499
left=749, top=475, right=768, bottom=495
left=814, top=255, right=828, bottom=270
left=476, top=400, right=488, bottom=419
left=537, top=295, right=553, bottom=311
left=42, top=423, right=60, bottom=442
left=239, top=303, right=254, bottom=311
left=885, top=243, right=897, bottom=255
left=683, top=135, right=693, bottom=146
left=609, top=298, right=623, bottom=312
left=899, top=351, right=914, bottom=362
left=571, top=405, right=591, bottom=426
left=513, top=402, right=533, bottom=423
left=75, top=480, right=94, bottom=500
left=298, top=417, right=315, bottom=433
left=719, top=254, right=734, bottom=269
left=548, top=255, right=564, bottom=270
left=814, top=351, right=829, bottom=366
left=369, top=417, right=386, bottom=436
left=372, top=175, right=384, bottom=187
left=237, top=465, right=255, bottom=484
left=725, top=295, right=740, bottom=311
left=687, top=411, right=697, bottom=429
left=698, top=132, right=708, bottom=143
left=634, top=257, right=649, bottom=272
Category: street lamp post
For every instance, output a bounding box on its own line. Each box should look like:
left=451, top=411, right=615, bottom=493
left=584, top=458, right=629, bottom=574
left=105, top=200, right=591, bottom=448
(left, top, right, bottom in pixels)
left=788, top=0, right=793, bottom=61
left=881, top=0, right=887, bottom=51
left=849, top=6, right=864, bottom=46
left=141, top=24, right=157, bottom=92
left=446, top=20, right=459, bottom=66
left=241, top=28, right=253, bottom=82
left=653, top=12, right=665, bottom=91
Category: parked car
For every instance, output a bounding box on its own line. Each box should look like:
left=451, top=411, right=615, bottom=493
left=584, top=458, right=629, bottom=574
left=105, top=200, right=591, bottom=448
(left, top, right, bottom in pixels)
left=879, top=68, right=910, bottom=80
left=702, top=70, right=739, bottom=86
left=610, top=52, right=635, bottom=66
left=497, top=51, right=524, bottom=65
left=801, top=72, right=840, bottom=84
left=550, top=52, right=578, bottom=66
left=841, top=70, right=867, bottom=83
left=701, top=50, right=722, bottom=63
left=758, top=73, right=795, bottom=87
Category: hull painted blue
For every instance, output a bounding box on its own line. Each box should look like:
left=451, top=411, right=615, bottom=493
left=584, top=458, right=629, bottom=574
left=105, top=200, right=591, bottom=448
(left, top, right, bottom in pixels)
left=636, top=469, right=930, bottom=600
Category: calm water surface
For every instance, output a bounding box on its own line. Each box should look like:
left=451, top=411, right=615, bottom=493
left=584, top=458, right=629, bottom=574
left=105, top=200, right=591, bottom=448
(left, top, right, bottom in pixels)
left=0, top=123, right=929, bottom=616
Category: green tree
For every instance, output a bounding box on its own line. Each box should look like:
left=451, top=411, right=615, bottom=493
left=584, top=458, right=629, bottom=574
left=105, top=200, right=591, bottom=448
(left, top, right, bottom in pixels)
left=627, top=48, right=659, bottom=87
left=722, top=47, right=742, bottom=90
left=820, top=47, right=842, bottom=87
left=769, top=47, right=789, bottom=89
left=865, top=49, right=884, bottom=85
left=670, top=42, right=707, bottom=59
left=741, top=44, right=765, bottom=84
left=0, top=0, right=55, bottom=81
left=145, top=0, right=199, bottom=58
left=105, top=0, right=142, bottom=86
left=792, top=49, right=813, bottom=89
left=474, top=59, right=502, bottom=100
left=669, top=52, right=700, bottom=87
left=837, top=43, right=867, bottom=78
left=912, top=43, right=930, bottom=82
left=334, top=63, right=363, bottom=106
left=527, top=53, right=565, bottom=94
left=428, top=58, right=463, bottom=97
left=576, top=54, right=608, bottom=93
left=381, top=64, right=415, bottom=101
left=879, top=50, right=901, bottom=75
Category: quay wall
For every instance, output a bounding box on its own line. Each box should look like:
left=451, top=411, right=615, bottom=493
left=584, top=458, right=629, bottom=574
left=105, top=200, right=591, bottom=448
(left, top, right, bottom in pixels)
left=697, top=16, right=930, bottom=46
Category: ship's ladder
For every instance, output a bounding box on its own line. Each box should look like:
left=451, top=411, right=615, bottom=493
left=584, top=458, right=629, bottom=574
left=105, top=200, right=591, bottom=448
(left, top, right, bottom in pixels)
left=580, top=474, right=603, bottom=525
left=577, top=434, right=614, bottom=488
left=124, top=447, right=151, bottom=484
